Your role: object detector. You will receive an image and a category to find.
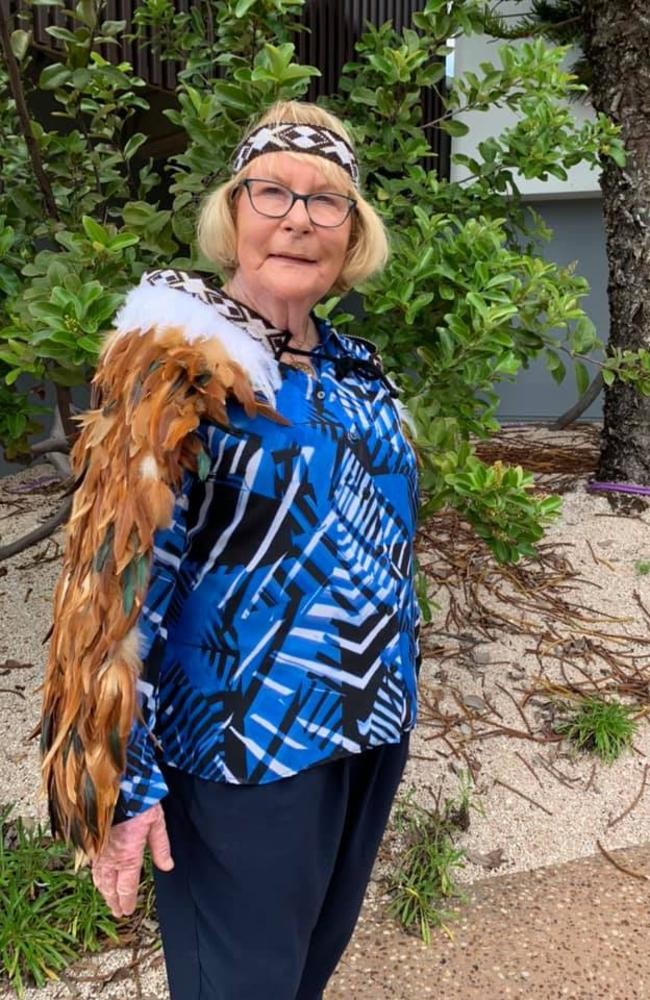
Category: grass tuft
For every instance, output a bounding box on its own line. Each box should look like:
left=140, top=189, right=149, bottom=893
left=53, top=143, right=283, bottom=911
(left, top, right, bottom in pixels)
left=556, top=698, right=638, bottom=763
left=386, top=775, right=476, bottom=944
left=634, top=560, right=650, bottom=576
left=0, top=805, right=154, bottom=996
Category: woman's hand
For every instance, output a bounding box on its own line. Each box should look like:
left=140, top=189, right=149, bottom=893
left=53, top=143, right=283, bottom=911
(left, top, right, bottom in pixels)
left=91, top=802, right=174, bottom=917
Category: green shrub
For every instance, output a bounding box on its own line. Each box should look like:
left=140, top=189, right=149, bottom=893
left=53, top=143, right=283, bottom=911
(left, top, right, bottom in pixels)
left=1, top=0, right=643, bottom=579
left=0, top=806, right=135, bottom=995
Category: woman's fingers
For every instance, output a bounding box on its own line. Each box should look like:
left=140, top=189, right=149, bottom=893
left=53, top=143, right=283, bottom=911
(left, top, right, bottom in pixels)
left=93, top=858, right=144, bottom=917
left=92, top=864, right=124, bottom=918
left=91, top=804, right=171, bottom=917
left=147, top=807, right=174, bottom=872
left=115, top=863, right=143, bottom=916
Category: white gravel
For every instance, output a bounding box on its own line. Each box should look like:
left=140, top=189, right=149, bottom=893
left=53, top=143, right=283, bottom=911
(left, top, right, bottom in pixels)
left=403, top=478, right=650, bottom=883
left=1, top=427, right=649, bottom=999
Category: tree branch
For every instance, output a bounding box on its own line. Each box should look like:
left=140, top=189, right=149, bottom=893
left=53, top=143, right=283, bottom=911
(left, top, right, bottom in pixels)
left=0, top=5, right=59, bottom=221
left=30, top=436, right=71, bottom=456
left=0, top=497, right=71, bottom=562
left=482, top=9, right=584, bottom=40
left=552, top=372, right=603, bottom=429
left=55, top=385, right=76, bottom=441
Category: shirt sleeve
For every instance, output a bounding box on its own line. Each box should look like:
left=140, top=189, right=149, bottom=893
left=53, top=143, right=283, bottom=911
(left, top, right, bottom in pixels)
left=113, top=468, right=194, bottom=822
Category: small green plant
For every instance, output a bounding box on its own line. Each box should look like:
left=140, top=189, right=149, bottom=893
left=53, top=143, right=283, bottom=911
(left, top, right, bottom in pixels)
left=634, top=560, right=650, bottom=576
left=386, top=776, right=476, bottom=944
left=556, top=698, right=638, bottom=763
left=0, top=805, right=154, bottom=996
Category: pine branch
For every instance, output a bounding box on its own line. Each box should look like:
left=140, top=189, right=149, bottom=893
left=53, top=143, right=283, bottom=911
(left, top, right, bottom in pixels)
left=482, top=0, right=589, bottom=97
left=483, top=0, right=585, bottom=43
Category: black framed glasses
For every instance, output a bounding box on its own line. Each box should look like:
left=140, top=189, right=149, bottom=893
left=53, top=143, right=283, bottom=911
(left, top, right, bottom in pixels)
left=238, top=178, right=356, bottom=228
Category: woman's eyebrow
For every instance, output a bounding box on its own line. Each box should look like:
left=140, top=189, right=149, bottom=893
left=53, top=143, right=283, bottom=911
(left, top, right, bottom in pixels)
left=261, top=173, right=342, bottom=193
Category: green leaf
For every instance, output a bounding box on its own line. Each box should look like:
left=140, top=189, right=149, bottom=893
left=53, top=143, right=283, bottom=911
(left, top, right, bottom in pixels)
left=213, top=82, right=255, bottom=112
left=544, top=350, right=566, bottom=385
left=28, top=301, right=65, bottom=324
left=466, top=292, right=488, bottom=318
left=45, top=25, right=81, bottom=43
left=71, top=68, right=91, bottom=87
left=81, top=216, right=109, bottom=246
left=575, top=361, right=590, bottom=397
left=106, top=233, right=140, bottom=252
left=39, top=63, right=73, bottom=90
left=123, top=133, right=147, bottom=161
left=439, top=118, right=470, bottom=138
left=99, top=19, right=127, bottom=35
left=608, top=145, right=626, bottom=168
left=10, top=29, right=31, bottom=60
left=122, top=563, right=136, bottom=615
left=0, top=264, right=21, bottom=296
left=235, top=0, right=258, bottom=15
left=75, top=0, right=98, bottom=28
left=197, top=447, right=210, bottom=481
left=570, top=315, right=597, bottom=354
left=122, top=201, right=157, bottom=226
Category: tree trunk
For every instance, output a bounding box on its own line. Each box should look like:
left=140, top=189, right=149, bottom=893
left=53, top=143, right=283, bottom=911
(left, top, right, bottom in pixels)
left=582, top=2, right=650, bottom=483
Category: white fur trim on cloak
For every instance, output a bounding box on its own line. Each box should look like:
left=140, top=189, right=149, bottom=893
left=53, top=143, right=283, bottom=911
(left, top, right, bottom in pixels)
left=111, top=280, right=281, bottom=405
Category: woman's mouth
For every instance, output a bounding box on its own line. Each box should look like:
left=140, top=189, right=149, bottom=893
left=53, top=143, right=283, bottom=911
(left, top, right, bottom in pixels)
left=269, top=253, right=317, bottom=265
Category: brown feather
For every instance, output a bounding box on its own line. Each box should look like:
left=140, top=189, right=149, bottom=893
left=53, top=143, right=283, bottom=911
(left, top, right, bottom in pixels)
left=40, top=321, right=280, bottom=856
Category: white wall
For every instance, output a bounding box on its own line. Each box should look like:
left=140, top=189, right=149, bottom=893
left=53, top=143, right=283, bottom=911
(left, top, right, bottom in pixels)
left=450, top=0, right=600, bottom=198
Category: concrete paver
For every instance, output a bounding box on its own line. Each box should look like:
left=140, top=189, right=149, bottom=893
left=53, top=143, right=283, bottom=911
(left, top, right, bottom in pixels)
left=325, top=844, right=650, bottom=999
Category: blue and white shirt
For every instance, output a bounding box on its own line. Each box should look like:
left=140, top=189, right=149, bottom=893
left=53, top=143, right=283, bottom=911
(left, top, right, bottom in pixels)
left=115, top=271, right=420, bottom=820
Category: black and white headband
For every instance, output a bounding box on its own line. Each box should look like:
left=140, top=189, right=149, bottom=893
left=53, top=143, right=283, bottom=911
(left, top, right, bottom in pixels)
left=232, top=122, right=360, bottom=188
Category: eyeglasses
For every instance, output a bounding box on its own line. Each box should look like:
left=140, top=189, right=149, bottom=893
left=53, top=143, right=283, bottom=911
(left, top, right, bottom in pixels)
left=237, top=178, right=356, bottom=229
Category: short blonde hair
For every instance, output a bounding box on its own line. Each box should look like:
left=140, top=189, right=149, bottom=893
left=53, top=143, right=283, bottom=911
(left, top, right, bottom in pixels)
left=196, top=100, right=389, bottom=295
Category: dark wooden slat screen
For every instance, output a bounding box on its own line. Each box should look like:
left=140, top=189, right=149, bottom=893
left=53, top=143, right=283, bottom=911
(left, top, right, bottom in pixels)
left=5, top=0, right=449, bottom=175
left=296, top=0, right=449, bottom=173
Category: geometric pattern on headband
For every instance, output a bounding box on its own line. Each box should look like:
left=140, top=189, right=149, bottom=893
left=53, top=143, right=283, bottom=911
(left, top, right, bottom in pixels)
left=232, top=122, right=360, bottom=188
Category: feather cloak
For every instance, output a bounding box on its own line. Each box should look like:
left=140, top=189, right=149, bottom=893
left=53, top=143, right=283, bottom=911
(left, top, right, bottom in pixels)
left=39, top=276, right=283, bottom=857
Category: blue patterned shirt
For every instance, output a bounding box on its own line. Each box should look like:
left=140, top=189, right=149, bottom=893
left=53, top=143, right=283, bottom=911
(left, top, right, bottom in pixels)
left=116, top=277, right=420, bottom=820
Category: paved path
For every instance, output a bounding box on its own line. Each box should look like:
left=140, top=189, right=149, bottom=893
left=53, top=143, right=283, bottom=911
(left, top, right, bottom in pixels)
left=2, top=845, right=648, bottom=998
left=325, top=844, right=650, bottom=1000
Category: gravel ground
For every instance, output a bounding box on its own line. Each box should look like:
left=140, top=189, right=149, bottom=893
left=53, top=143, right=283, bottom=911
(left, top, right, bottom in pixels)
left=402, top=479, right=650, bottom=883
left=1, top=424, right=649, bottom=998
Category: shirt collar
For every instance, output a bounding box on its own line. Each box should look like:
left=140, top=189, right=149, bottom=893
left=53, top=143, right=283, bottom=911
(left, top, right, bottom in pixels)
left=314, top=316, right=346, bottom=356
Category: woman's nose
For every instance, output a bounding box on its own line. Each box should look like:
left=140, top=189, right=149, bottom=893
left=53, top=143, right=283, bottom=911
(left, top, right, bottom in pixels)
left=282, top=197, right=313, bottom=230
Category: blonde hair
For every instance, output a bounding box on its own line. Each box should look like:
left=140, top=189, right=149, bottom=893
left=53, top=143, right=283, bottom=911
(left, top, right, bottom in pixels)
left=196, top=100, right=389, bottom=295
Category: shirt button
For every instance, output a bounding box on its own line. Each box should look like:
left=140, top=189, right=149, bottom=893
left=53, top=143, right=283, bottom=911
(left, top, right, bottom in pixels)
left=316, top=389, right=326, bottom=400
left=347, top=427, right=359, bottom=442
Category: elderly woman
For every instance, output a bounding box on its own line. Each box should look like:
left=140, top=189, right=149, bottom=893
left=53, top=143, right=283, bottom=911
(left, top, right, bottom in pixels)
left=40, top=100, right=420, bottom=1000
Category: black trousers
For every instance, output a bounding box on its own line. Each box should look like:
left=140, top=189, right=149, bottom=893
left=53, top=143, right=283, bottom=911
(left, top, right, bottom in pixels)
left=154, top=736, right=409, bottom=1000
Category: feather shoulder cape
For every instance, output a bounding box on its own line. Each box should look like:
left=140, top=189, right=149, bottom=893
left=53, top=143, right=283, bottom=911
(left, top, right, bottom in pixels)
left=40, top=270, right=283, bottom=857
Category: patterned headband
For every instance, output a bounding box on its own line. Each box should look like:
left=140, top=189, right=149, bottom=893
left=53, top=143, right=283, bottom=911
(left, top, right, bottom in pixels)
left=232, top=122, right=360, bottom=188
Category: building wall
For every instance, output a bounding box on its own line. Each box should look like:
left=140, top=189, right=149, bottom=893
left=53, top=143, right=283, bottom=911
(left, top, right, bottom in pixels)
left=450, top=0, right=600, bottom=198
left=497, top=197, right=608, bottom=422
left=452, top=2, right=608, bottom=421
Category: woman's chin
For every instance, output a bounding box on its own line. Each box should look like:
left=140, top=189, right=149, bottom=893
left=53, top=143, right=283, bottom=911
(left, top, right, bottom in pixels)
left=260, top=265, right=326, bottom=300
